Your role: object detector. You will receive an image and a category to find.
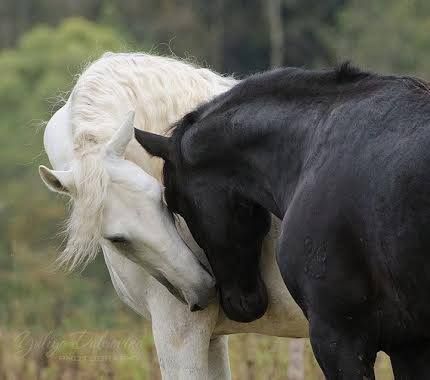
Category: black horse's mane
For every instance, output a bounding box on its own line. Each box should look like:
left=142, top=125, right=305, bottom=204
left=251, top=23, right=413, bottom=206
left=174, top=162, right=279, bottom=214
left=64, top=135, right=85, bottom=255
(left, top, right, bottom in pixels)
left=171, top=62, right=430, bottom=142
left=168, top=62, right=430, bottom=164
left=170, top=63, right=368, bottom=137
left=334, top=61, right=369, bottom=83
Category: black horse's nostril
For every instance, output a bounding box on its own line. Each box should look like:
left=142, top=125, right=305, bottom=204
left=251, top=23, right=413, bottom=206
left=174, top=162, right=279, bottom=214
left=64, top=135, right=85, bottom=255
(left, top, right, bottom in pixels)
left=190, top=303, right=203, bottom=312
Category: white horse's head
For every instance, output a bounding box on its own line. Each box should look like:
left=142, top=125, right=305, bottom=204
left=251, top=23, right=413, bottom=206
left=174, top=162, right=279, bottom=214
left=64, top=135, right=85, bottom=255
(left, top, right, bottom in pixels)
left=39, top=111, right=215, bottom=311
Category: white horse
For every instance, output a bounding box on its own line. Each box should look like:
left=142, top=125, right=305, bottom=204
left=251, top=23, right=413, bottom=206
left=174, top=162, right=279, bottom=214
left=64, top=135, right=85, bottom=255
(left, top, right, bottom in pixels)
left=39, top=53, right=308, bottom=379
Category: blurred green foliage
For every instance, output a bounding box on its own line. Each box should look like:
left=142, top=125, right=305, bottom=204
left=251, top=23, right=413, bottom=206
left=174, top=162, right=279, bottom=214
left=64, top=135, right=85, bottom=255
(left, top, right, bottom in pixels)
left=0, top=18, right=129, bottom=172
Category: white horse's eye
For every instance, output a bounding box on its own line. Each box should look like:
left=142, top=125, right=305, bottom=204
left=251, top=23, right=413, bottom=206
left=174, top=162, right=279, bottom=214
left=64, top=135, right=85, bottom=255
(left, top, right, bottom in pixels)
left=106, top=235, right=129, bottom=245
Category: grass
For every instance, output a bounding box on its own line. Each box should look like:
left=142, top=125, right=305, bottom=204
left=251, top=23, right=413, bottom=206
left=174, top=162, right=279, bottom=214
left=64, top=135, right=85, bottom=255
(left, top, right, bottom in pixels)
left=0, top=328, right=394, bottom=379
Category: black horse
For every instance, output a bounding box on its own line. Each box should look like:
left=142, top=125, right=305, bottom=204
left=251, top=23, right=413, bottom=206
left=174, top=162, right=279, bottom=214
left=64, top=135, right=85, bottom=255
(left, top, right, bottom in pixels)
left=135, top=64, right=430, bottom=379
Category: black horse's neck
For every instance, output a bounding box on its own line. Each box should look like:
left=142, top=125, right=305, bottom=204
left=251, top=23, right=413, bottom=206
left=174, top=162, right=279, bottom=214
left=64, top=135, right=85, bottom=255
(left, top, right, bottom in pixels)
left=175, top=64, right=377, bottom=217
left=230, top=107, right=314, bottom=219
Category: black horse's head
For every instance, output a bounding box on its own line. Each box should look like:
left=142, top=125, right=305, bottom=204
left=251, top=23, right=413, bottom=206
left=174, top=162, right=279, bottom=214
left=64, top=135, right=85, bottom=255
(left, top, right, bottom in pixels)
left=134, top=120, right=271, bottom=322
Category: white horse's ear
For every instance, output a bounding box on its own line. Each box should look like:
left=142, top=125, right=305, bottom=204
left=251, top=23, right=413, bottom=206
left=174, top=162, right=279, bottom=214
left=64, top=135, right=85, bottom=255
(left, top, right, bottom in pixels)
left=39, top=165, right=75, bottom=195
left=106, top=111, right=135, bottom=158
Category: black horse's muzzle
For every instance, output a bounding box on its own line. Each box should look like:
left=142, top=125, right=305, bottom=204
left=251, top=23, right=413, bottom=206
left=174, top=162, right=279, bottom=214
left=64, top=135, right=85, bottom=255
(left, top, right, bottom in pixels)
left=219, top=275, right=268, bottom=322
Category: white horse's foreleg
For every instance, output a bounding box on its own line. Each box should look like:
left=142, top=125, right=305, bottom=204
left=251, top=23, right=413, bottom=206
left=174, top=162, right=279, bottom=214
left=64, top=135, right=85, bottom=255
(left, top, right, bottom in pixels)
left=208, top=336, right=231, bottom=380
left=151, top=303, right=220, bottom=380
left=152, top=318, right=209, bottom=379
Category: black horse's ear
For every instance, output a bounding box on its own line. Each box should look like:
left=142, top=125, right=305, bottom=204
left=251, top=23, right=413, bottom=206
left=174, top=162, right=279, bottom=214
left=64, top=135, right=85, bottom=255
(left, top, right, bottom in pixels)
left=134, top=128, right=172, bottom=162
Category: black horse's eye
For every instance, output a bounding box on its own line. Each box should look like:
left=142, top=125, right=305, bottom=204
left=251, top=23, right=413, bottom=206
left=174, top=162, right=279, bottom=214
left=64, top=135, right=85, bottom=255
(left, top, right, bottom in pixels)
left=106, top=235, right=129, bottom=245
left=236, top=200, right=254, bottom=218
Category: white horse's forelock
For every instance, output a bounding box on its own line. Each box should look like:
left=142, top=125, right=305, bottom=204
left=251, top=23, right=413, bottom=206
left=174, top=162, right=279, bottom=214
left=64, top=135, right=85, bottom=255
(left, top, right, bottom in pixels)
left=58, top=151, right=109, bottom=270
left=58, top=52, right=237, bottom=271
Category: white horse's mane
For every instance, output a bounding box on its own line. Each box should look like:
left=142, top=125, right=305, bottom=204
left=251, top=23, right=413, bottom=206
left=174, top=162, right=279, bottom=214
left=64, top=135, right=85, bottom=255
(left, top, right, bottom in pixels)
left=58, top=52, right=237, bottom=270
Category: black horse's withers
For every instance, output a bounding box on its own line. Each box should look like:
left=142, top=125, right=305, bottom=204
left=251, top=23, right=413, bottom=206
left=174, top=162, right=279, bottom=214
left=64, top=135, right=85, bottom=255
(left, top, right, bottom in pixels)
left=135, top=64, right=430, bottom=379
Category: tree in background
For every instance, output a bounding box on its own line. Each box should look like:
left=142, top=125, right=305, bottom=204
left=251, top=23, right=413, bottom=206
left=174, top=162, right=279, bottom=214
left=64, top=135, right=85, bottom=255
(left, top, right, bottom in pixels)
left=264, top=0, right=284, bottom=68
left=0, top=0, right=103, bottom=48
left=328, top=0, right=430, bottom=78
left=111, top=0, right=271, bottom=74
left=0, top=17, right=129, bottom=173
left=0, top=0, right=346, bottom=75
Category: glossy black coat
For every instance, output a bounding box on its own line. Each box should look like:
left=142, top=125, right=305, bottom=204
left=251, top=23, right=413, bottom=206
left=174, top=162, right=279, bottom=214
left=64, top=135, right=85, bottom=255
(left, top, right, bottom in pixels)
left=136, top=64, right=430, bottom=379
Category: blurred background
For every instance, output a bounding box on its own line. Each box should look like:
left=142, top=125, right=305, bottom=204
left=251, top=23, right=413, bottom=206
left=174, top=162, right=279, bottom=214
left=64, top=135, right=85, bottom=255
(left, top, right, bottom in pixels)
left=1, top=0, right=429, bottom=378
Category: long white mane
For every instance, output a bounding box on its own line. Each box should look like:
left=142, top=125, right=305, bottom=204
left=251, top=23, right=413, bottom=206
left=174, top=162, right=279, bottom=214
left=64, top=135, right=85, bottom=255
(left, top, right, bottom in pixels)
left=59, top=52, right=237, bottom=270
